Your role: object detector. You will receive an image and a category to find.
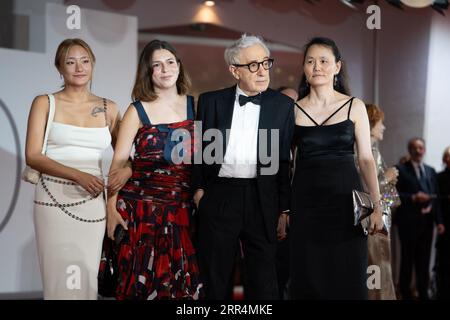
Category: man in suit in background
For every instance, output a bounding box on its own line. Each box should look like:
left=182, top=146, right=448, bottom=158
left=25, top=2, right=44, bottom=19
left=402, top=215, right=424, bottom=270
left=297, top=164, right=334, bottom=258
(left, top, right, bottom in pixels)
left=436, top=147, right=450, bottom=299
left=192, top=34, right=294, bottom=299
left=395, top=137, right=445, bottom=300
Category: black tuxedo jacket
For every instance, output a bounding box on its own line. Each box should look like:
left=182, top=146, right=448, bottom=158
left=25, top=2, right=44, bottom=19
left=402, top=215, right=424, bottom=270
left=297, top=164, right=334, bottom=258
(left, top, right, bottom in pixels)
left=192, top=85, right=294, bottom=241
left=395, top=160, right=443, bottom=227
left=438, top=168, right=450, bottom=228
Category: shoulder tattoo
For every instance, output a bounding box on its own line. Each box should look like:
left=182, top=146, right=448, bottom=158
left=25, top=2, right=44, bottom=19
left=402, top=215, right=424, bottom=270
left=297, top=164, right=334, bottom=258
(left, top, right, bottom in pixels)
left=91, top=106, right=106, bottom=117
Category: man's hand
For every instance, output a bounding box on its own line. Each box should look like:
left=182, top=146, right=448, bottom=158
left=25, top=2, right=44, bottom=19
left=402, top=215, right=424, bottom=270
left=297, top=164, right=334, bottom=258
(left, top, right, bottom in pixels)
left=277, top=213, right=289, bottom=241
left=412, top=191, right=431, bottom=203
left=437, top=223, right=446, bottom=235
left=193, top=189, right=205, bottom=209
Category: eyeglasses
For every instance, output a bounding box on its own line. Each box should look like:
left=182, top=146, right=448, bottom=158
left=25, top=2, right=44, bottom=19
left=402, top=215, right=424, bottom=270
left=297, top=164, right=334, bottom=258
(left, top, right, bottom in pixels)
left=232, top=58, right=274, bottom=73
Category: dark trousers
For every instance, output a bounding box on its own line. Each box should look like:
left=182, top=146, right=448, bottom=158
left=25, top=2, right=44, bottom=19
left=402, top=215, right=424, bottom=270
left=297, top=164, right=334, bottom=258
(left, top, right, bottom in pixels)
left=436, top=233, right=450, bottom=300
left=398, top=214, right=434, bottom=300
left=276, top=236, right=290, bottom=299
left=197, top=178, right=278, bottom=300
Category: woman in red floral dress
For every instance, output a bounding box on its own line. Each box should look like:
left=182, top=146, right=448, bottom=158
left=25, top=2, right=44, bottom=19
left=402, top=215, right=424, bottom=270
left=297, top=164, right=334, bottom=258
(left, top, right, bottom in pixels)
left=106, top=40, right=202, bottom=300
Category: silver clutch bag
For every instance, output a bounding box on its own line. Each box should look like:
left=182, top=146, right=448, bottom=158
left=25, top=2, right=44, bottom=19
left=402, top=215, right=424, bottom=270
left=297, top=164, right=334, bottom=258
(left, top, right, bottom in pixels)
left=354, top=190, right=390, bottom=235
left=352, top=189, right=374, bottom=226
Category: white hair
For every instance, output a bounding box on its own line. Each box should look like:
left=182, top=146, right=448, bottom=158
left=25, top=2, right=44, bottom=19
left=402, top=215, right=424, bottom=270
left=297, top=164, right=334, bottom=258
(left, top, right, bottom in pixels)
left=224, top=34, right=270, bottom=66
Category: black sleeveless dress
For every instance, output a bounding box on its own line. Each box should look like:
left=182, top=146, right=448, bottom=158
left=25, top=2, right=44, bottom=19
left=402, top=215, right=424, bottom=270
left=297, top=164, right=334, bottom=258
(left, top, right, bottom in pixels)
left=290, top=97, right=368, bottom=299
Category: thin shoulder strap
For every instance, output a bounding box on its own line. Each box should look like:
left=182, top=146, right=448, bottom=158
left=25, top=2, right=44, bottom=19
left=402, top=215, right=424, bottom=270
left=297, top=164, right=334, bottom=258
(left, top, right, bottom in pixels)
left=321, top=97, right=354, bottom=126
left=186, top=95, right=194, bottom=120
left=102, top=98, right=108, bottom=126
left=294, top=102, right=319, bottom=126
left=42, top=94, right=56, bottom=154
left=347, top=97, right=355, bottom=119
left=132, top=100, right=151, bottom=125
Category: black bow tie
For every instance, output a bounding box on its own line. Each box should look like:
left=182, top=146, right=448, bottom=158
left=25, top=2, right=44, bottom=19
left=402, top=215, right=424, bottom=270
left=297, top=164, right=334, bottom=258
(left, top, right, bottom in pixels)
left=239, top=94, right=261, bottom=106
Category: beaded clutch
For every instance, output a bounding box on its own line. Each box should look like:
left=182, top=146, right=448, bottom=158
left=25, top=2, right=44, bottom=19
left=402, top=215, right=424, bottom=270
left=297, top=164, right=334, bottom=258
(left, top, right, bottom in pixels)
left=22, top=94, right=55, bottom=184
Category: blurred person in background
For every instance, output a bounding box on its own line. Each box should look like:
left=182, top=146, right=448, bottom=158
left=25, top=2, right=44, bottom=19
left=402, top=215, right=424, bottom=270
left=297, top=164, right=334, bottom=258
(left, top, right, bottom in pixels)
left=395, top=138, right=445, bottom=300
left=365, top=103, right=399, bottom=300
left=435, top=146, right=450, bottom=299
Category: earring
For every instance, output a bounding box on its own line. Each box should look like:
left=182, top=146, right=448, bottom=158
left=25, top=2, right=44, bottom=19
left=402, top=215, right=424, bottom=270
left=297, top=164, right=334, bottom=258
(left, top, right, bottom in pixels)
left=60, top=74, right=63, bottom=79
left=305, top=78, right=309, bottom=87
left=334, top=75, right=338, bottom=86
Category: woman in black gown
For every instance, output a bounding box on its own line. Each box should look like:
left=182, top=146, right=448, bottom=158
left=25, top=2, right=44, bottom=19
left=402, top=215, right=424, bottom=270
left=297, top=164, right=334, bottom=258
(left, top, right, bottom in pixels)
left=288, top=37, right=384, bottom=299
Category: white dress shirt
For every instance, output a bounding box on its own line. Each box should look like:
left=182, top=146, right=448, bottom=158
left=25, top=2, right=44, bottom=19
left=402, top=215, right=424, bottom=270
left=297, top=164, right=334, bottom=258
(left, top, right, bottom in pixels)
left=411, top=160, right=425, bottom=180
left=218, top=86, right=260, bottom=178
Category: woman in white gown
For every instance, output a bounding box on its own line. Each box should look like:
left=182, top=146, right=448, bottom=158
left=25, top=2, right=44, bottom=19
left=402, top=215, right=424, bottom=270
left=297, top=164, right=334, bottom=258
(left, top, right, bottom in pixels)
left=25, top=38, right=130, bottom=299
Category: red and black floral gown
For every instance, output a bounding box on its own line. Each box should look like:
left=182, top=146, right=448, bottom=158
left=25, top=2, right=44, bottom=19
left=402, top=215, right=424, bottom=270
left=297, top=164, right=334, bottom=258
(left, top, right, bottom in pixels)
left=115, top=97, right=203, bottom=300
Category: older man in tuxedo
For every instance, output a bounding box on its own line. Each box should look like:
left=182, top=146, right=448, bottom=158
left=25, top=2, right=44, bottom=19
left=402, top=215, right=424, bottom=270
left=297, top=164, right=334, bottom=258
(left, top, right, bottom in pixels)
left=396, top=137, right=445, bottom=300
left=192, top=34, right=294, bottom=300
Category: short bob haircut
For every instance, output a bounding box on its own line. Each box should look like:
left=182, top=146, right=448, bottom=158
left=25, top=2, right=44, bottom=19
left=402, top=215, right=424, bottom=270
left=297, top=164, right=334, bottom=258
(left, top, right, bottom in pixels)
left=365, top=103, right=385, bottom=129
left=132, top=40, right=191, bottom=102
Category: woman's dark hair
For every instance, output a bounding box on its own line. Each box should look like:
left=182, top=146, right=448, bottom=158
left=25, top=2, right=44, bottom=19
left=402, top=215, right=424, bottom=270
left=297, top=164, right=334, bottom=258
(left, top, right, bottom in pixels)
left=297, top=37, right=350, bottom=99
left=132, top=39, right=191, bottom=102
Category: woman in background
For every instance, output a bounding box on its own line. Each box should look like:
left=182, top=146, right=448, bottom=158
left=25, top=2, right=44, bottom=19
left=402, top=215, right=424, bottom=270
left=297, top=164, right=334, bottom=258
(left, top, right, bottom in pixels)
left=365, top=103, right=399, bottom=300
left=436, top=146, right=450, bottom=299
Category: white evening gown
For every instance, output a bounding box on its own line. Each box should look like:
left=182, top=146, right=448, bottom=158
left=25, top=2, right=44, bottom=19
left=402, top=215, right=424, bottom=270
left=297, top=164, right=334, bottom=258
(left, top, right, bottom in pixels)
left=34, top=115, right=111, bottom=299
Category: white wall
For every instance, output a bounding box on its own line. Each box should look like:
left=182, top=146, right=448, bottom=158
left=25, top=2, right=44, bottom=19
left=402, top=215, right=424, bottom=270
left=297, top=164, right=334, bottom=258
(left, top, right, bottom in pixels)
left=376, top=4, right=450, bottom=171
left=14, top=0, right=65, bottom=52
left=423, top=14, right=450, bottom=171
left=0, top=48, right=53, bottom=296
left=376, top=2, right=433, bottom=167
left=0, top=2, right=137, bottom=296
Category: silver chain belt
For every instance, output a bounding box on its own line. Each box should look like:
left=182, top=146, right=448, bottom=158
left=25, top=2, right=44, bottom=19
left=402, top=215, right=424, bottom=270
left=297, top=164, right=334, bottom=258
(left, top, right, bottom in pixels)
left=34, top=176, right=106, bottom=223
